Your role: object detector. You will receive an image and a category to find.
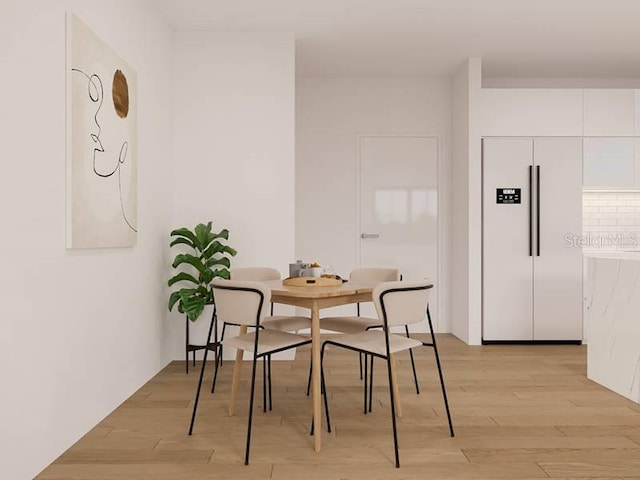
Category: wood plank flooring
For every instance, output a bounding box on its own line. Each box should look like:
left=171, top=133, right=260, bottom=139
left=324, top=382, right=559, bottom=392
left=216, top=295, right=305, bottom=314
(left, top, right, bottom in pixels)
left=36, top=335, right=640, bottom=479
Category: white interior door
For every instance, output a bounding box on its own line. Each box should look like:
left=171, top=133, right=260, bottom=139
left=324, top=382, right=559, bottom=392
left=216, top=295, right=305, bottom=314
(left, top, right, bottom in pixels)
left=533, top=137, right=583, bottom=341
left=359, top=135, right=438, bottom=331
left=482, top=138, right=534, bottom=341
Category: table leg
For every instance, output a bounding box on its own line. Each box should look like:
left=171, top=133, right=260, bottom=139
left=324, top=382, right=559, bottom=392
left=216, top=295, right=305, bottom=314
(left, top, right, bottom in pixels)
left=228, top=325, right=248, bottom=417
left=390, top=353, right=403, bottom=418
left=311, top=301, right=322, bottom=453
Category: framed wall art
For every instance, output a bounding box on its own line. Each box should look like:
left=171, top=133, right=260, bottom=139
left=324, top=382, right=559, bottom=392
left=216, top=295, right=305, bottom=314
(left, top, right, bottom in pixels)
left=66, top=13, right=137, bottom=248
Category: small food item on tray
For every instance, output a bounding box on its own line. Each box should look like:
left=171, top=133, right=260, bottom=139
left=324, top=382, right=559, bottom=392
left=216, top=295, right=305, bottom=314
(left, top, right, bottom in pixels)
left=321, top=274, right=346, bottom=282
left=310, top=262, right=321, bottom=268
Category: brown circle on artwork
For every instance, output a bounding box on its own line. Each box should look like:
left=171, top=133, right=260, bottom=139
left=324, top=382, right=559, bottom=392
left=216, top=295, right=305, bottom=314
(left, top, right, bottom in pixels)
left=112, top=69, right=129, bottom=118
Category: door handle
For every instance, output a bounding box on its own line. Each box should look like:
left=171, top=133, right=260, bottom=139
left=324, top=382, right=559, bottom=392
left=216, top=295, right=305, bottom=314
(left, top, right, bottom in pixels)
left=361, top=233, right=380, bottom=239
left=529, top=165, right=533, bottom=257
left=536, top=165, right=540, bottom=256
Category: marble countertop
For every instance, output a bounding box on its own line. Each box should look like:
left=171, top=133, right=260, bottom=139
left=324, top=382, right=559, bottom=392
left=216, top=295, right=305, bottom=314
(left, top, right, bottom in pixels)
left=583, top=250, right=640, bottom=259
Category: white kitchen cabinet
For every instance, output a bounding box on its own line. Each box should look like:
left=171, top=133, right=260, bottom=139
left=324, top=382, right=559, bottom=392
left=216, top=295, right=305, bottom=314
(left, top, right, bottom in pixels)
left=583, top=137, right=636, bottom=189
left=480, top=88, right=583, bottom=137
left=635, top=90, right=640, bottom=136
left=583, top=89, right=635, bottom=137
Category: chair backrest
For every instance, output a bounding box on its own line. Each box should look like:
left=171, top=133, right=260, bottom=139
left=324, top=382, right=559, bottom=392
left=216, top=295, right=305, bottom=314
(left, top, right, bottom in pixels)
left=230, top=267, right=281, bottom=281
left=212, top=279, right=271, bottom=327
left=373, top=280, right=432, bottom=328
left=349, top=267, right=400, bottom=284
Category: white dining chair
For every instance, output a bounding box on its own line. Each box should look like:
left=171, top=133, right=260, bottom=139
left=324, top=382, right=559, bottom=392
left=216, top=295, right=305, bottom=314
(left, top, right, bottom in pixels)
left=213, top=267, right=311, bottom=410
left=189, top=280, right=312, bottom=465
left=320, top=280, right=454, bottom=468
left=312, top=267, right=421, bottom=404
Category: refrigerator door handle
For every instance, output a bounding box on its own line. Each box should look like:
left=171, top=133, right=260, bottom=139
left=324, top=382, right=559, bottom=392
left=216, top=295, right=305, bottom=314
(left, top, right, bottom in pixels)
left=529, top=165, right=533, bottom=256
left=536, top=165, right=541, bottom=256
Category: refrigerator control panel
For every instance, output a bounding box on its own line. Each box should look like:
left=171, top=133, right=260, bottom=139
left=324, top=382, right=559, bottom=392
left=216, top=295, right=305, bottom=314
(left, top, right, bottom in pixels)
left=496, top=188, right=521, bottom=204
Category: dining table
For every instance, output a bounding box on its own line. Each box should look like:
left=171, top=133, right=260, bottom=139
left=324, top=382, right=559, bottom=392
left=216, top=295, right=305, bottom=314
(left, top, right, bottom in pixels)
left=226, top=279, right=393, bottom=453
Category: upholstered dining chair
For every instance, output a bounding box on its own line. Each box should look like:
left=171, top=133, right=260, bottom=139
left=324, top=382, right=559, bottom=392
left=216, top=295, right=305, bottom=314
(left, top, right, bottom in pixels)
left=189, top=280, right=312, bottom=465
left=213, top=267, right=311, bottom=408
left=320, top=280, right=454, bottom=468
left=311, top=267, right=421, bottom=403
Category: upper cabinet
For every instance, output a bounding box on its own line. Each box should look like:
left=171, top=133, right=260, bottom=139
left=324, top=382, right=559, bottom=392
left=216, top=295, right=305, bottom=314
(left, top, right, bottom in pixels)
left=583, top=89, right=635, bottom=136
left=583, top=137, right=636, bottom=189
left=480, top=89, right=583, bottom=137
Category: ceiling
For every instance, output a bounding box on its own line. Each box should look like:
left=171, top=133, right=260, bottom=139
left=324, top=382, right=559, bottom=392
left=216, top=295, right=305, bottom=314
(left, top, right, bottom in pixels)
left=155, top=0, right=640, bottom=79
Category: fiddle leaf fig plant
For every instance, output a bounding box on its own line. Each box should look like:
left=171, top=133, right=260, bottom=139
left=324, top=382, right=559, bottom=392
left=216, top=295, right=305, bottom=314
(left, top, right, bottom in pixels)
left=168, top=221, right=237, bottom=322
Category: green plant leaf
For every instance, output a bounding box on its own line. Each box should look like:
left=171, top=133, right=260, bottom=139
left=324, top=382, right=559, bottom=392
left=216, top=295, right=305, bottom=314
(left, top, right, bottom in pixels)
left=170, top=228, right=198, bottom=245
left=169, top=237, right=195, bottom=249
left=168, top=291, right=182, bottom=311
left=212, top=268, right=231, bottom=280
left=201, top=268, right=215, bottom=285
left=203, top=241, right=237, bottom=260
left=193, top=222, right=213, bottom=252
left=172, top=254, right=207, bottom=274
left=180, top=290, right=206, bottom=322
left=213, top=229, right=229, bottom=240
left=168, top=272, right=199, bottom=287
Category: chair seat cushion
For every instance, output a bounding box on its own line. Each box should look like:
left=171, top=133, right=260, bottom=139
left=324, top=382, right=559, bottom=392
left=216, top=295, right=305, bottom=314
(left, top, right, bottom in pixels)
left=320, top=316, right=381, bottom=334
left=224, top=329, right=311, bottom=355
left=325, top=330, right=422, bottom=356
left=262, top=315, right=311, bottom=331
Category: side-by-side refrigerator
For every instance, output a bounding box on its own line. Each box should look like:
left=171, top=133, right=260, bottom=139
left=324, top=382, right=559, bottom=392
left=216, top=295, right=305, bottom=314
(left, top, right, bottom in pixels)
left=482, top=137, right=583, bottom=343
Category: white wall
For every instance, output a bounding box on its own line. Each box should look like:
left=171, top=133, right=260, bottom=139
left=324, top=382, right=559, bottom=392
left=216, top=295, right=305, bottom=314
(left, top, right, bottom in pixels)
left=170, top=32, right=296, bottom=356
left=451, top=64, right=471, bottom=343
left=451, top=58, right=483, bottom=345
left=296, top=78, right=452, bottom=332
left=0, top=1, right=174, bottom=478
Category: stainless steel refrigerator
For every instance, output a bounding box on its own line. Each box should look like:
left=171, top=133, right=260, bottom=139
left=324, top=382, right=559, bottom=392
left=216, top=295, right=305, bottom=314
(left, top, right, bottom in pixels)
left=482, top=137, right=583, bottom=343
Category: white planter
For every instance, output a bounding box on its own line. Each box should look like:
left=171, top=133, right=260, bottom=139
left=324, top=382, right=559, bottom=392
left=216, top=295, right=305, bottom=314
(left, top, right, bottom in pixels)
left=187, top=305, right=215, bottom=346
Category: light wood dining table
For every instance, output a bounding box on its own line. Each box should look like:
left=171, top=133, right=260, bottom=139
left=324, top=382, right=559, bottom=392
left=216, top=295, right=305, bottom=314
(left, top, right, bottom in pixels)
left=227, top=279, right=377, bottom=453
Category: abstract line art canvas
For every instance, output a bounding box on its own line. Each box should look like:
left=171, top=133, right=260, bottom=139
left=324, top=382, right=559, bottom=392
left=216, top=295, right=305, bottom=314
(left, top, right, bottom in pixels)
left=66, top=13, right=137, bottom=248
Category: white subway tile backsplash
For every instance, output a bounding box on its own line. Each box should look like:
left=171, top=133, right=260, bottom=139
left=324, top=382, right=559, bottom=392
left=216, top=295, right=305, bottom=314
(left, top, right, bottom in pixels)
left=583, top=191, right=640, bottom=251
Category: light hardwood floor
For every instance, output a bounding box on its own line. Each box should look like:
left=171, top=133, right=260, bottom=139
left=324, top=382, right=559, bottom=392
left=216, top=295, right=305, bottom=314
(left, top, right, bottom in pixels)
left=37, top=335, right=640, bottom=479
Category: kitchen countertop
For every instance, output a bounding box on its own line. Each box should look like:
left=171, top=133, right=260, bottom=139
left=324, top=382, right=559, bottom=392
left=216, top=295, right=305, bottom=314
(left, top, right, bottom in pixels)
left=583, top=250, right=640, bottom=259
left=585, top=255, right=640, bottom=404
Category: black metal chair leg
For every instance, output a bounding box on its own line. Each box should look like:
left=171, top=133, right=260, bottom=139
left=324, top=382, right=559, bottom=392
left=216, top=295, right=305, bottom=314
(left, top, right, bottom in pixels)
left=320, top=346, right=331, bottom=433
left=244, top=355, right=260, bottom=465
left=385, top=354, right=401, bottom=468
left=359, top=352, right=363, bottom=380
left=306, top=359, right=312, bottom=396
left=189, top=314, right=216, bottom=435
left=219, top=323, right=227, bottom=366
left=268, top=354, right=273, bottom=411
left=368, top=354, right=374, bottom=413
left=212, top=323, right=228, bottom=393
left=427, top=307, right=454, bottom=437
left=262, top=356, right=267, bottom=413
left=363, top=352, right=368, bottom=414
left=192, top=349, right=196, bottom=367
left=185, top=317, right=190, bottom=374
left=405, top=325, right=420, bottom=394
left=188, top=345, right=209, bottom=435
left=211, top=343, right=222, bottom=394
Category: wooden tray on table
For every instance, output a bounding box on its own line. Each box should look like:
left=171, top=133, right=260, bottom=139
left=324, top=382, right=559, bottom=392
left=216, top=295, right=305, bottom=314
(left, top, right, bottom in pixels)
left=282, top=275, right=343, bottom=287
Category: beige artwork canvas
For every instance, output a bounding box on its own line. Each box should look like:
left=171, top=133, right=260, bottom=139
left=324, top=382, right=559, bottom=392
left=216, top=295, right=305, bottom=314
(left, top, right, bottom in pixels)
left=66, top=13, right=137, bottom=248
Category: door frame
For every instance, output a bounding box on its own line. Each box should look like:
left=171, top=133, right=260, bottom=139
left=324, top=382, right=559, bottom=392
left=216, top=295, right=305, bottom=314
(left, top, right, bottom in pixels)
left=356, top=133, right=442, bottom=331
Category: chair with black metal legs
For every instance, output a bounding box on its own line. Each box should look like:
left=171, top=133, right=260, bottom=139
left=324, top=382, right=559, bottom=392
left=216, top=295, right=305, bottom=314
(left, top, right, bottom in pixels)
left=320, top=280, right=454, bottom=468
left=310, top=268, right=421, bottom=409
left=189, top=279, right=312, bottom=465
left=213, top=267, right=311, bottom=408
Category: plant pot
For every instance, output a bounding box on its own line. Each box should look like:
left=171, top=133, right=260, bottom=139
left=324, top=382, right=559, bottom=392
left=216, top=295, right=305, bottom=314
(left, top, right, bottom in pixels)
left=187, top=304, right=215, bottom=347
